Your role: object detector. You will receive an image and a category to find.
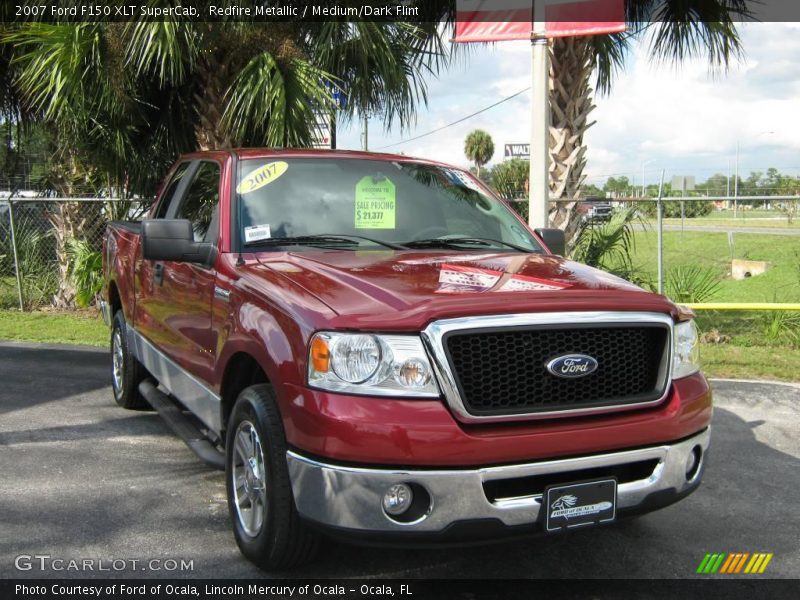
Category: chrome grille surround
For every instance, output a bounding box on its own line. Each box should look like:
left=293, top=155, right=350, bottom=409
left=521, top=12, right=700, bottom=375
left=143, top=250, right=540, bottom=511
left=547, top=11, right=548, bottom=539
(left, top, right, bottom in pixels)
left=421, top=311, right=674, bottom=424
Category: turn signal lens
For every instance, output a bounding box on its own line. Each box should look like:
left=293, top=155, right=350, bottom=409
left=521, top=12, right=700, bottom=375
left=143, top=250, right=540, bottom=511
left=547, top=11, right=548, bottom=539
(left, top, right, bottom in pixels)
left=310, top=336, right=330, bottom=373
left=307, top=333, right=440, bottom=397
left=396, top=358, right=430, bottom=388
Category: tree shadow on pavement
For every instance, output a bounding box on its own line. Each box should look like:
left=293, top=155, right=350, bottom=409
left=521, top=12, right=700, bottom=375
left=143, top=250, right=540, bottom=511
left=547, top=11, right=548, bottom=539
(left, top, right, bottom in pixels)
left=0, top=344, right=110, bottom=416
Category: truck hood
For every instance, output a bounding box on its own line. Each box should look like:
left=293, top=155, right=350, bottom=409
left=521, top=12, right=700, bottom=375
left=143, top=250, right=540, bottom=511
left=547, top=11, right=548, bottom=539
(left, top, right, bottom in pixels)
left=246, top=250, right=676, bottom=330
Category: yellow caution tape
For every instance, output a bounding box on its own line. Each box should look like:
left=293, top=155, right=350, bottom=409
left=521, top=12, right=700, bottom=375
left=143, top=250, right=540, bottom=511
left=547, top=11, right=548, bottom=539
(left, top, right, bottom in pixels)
left=686, top=303, right=800, bottom=311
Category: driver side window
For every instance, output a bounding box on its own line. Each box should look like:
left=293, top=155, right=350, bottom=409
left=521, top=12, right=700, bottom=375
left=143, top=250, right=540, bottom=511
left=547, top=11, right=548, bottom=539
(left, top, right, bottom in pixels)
left=154, top=163, right=191, bottom=219
left=175, top=161, right=221, bottom=244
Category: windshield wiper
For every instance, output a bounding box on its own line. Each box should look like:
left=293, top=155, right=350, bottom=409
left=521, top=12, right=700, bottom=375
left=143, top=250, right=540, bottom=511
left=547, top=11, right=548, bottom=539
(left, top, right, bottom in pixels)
left=244, top=234, right=407, bottom=250
left=403, top=237, right=533, bottom=253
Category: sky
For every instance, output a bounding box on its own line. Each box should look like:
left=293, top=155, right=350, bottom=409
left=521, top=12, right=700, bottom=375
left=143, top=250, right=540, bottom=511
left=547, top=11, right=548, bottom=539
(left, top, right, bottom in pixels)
left=336, top=22, right=800, bottom=188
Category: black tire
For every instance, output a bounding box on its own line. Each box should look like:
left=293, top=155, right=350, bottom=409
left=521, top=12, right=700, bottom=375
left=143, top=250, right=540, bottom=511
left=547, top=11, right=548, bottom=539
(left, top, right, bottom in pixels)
left=226, top=384, right=320, bottom=570
left=111, top=310, right=150, bottom=410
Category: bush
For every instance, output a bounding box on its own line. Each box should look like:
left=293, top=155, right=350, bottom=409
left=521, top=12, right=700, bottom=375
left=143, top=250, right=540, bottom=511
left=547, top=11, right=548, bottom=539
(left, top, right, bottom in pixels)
left=639, top=200, right=714, bottom=219
left=67, top=237, right=103, bottom=308
left=662, top=265, right=721, bottom=304
left=760, top=311, right=800, bottom=347
left=0, top=213, right=58, bottom=309
left=570, top=207, right=649, bottom=284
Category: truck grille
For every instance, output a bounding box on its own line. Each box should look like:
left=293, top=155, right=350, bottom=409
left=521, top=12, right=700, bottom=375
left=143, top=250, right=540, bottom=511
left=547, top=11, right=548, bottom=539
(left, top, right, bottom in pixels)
left=444, top=324, right=670, bottom=417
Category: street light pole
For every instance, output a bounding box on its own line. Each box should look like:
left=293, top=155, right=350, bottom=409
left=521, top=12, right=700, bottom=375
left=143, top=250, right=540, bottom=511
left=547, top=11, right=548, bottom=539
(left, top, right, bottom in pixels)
left=640, top=159, right=654, bottom=197
left=734, top=141, right=739, bottom=219
left=733, top=131, right=773, bottom=219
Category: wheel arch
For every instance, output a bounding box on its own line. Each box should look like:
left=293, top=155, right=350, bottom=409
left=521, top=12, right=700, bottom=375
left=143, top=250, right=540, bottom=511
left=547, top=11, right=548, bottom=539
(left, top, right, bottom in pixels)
left=108, top=280, right=122, bottom=316
left=219, top=351, right=271, bottom=442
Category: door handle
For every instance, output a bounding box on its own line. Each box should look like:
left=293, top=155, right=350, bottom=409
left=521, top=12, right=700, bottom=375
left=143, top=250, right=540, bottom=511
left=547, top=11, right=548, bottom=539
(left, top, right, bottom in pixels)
left=153, top=262, right=165, bottom=286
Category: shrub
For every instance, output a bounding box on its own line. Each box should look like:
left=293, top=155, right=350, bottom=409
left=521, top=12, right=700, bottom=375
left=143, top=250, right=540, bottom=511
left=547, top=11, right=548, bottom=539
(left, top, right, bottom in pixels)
left=0, top=213, right=58, bottom=309
left=570, top=206, right=648, bottom=283
left=67, top=237, right=103, bottom=308
left=760, top=310, right=800, bottom=347
left=663, top=265, right=721, bottom=304
left=639, top=200, right=714, bottom=219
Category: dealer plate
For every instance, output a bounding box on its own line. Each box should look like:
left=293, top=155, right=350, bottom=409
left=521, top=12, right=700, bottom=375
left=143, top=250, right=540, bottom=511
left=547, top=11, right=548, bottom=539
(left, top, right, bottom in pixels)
left=545, top=478, right=617, bottom=532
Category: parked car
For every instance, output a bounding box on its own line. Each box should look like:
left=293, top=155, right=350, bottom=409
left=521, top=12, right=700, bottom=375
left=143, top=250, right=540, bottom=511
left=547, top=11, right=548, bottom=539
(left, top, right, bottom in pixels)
left=576, top=197, right=614, bottom=222
left=102, top=150, right=711, bottom=570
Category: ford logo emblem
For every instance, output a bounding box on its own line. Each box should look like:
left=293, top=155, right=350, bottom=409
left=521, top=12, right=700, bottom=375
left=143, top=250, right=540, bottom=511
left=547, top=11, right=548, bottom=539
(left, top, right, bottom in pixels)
left=546, top=354, right=598, bottom=379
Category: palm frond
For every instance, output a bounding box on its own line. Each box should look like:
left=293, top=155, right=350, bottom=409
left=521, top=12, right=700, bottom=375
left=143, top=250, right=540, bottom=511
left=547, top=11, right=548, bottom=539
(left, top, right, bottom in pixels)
left=123, top=19, right=197, bottom=85
left=222, top=52, right=336, bottom=147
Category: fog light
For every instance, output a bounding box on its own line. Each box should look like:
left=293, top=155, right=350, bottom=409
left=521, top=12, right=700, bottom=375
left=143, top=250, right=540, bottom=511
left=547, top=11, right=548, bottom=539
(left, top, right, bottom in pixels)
left=382, top=483, right=413, bottom=516
left=685, top=446, right=702, bottom=481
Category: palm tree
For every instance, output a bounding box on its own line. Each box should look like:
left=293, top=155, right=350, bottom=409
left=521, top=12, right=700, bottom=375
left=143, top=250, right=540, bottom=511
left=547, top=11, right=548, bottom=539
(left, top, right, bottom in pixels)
left=547, top=0, right=751, bottom=246
left=2, top=13, right=452, bottom=306
left=464, top=129, right=494, bottom=178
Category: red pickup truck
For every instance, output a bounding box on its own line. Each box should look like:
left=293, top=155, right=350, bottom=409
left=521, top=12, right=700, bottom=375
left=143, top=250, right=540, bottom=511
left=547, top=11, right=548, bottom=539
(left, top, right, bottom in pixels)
left=102, top=149, right=711, bottom=570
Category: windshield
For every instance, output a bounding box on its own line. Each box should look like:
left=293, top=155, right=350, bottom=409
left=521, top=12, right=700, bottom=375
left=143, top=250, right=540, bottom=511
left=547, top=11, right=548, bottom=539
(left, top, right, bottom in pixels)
left=235, top=158, right=544, bottom=253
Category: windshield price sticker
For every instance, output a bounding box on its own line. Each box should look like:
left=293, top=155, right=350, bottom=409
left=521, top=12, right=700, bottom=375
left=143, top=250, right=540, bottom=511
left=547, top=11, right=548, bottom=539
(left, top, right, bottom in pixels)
left=237, top=161, right=288, bottom=194
left=355, top=176, right=396, bottom=229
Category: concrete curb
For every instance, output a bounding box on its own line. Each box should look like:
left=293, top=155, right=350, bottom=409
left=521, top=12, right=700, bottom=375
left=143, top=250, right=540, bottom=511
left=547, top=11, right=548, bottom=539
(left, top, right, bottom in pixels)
left=0, top=340, right=107, bottom=353
left=709, top=378, right=800, bottom=390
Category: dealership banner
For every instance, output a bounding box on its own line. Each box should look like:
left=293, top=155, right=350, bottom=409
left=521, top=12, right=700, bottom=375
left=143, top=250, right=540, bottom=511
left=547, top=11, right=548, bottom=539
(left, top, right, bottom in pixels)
left=4, top=579, right=800, bottom=599
left=454, top=0, right=627, bottom=42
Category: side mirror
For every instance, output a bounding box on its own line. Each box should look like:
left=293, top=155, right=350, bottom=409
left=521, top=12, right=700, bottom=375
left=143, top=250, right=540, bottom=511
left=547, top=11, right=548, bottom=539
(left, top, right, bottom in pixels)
left=534, top=228, right=566, bottom=257
left=142, top=219, right=216, bottom=266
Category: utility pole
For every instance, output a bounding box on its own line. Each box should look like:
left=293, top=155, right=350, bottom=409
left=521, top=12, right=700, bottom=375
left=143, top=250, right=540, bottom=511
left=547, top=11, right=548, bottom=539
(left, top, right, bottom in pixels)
left=528, top=33, right=550, bottom=229
left=360, top=111, right=368, bottom=151
left=734, top=141, right=739, bottom=219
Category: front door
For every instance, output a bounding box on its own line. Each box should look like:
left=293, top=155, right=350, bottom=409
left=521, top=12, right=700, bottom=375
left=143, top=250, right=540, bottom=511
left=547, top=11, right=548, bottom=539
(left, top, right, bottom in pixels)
left=135, top=160, right=222, bottom=428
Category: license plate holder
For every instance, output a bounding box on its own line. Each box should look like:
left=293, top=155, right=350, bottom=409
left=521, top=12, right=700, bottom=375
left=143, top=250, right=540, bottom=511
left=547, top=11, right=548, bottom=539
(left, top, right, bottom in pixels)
left=545, top=478, right=617, bottom=532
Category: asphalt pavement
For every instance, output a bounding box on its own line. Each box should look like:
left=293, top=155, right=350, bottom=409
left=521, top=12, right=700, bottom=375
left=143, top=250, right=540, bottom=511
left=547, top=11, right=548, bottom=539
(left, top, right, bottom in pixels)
left=1, top=341, right=798, bottom=579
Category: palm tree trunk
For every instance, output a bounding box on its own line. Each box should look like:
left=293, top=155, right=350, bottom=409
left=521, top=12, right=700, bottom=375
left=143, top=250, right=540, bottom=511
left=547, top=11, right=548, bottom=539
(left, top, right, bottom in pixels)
left=548, top=37, right=596, bottom=248
left=47, top=151, right=104, bottom=308
left=194, top=57, right=233, bottom=151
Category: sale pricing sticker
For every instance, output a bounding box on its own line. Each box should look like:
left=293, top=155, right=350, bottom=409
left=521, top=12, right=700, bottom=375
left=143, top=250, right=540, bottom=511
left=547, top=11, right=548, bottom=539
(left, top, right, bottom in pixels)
left=237, top=161, right=288, bottom=194
left=355, top=176, right=396, bottom=229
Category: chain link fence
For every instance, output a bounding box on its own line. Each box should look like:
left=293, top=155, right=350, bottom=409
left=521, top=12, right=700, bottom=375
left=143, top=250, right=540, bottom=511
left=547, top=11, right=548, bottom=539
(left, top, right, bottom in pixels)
left=0, top=197, right=151, bottom=310
left=1, top=192, right=798, bottom=313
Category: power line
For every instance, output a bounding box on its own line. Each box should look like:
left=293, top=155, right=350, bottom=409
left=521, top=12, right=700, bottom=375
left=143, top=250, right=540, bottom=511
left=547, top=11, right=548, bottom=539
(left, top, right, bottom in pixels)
left=375, top=87, right=531, bottom=150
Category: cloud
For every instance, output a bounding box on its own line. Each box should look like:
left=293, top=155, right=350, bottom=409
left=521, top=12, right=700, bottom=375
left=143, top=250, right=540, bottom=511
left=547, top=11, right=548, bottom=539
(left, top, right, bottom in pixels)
left=338, top=22, right=800, bottom=185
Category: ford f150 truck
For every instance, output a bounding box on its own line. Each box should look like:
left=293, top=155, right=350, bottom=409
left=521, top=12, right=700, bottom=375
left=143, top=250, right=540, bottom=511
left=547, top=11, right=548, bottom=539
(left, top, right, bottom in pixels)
left=102, top=149, right=711, bottom=570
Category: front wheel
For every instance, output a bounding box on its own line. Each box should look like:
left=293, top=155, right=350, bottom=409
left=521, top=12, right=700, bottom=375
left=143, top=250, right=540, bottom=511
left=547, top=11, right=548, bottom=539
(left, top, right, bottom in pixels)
left=226, top=384, right=320, bottom=570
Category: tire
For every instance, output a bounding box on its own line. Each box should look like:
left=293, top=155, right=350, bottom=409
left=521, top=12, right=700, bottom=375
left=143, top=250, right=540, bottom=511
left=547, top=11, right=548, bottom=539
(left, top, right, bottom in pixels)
left=111, top=310, right=151, bottom=410
left=226, top=384, right=320, bottom=570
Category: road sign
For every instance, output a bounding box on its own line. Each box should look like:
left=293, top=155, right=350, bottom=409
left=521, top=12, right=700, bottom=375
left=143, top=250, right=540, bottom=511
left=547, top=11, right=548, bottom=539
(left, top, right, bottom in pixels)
left=671, top=176, right=696, bottom=193
left=454, top=0, right=626, bottom=42
left=505, top=143, right=530, bottom=158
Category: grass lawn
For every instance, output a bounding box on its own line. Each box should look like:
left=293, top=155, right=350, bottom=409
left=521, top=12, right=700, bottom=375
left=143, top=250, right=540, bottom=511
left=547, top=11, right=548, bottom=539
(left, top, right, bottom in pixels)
left=0, top=309, right=108, bottom=347
left=700, top=343, right=800, bottom=382
left=628, top=229, right=800, bottom=302
left=660, top=218, right=800, bottom=230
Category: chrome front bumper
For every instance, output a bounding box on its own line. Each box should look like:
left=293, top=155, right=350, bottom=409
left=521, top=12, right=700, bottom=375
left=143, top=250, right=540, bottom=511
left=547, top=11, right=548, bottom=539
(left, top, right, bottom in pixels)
left=287, top=428, right=710, bottom=534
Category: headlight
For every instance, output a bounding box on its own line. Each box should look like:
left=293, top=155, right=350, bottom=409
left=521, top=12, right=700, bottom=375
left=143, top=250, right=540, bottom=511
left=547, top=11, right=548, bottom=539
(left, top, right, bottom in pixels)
left=672, top=320, right=700, bottom=379
left=308, top=332, right=440, bottom=397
